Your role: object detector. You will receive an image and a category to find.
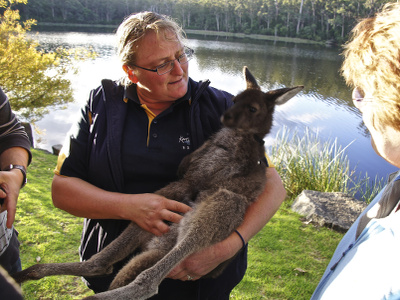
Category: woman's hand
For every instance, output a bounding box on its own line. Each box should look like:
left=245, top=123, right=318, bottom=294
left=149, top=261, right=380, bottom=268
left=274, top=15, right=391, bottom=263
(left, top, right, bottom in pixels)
left=0, top=146, right=29, bottom=228
left=166, top=168, right=286, bottom=281
left=0, top=169, right=23, bottom=228
left=52, top=175, right=191, bottom=236
left=167, top=232, right=242, bottom=281
left=124, top=193, right=192, bottom=236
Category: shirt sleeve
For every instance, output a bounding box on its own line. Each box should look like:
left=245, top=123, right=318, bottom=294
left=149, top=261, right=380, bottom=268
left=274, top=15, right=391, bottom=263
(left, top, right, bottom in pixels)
left=265, top=154, right=275, bottom=168
left=0, top=87, right=32, bottom=165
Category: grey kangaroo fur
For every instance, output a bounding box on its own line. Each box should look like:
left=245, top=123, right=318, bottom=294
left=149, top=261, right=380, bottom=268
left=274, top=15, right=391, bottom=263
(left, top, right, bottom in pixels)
left=13, top=67, right=303, bottom=300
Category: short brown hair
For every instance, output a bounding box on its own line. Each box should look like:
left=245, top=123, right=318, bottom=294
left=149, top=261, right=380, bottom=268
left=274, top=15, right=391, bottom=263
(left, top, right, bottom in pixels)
left=116, top=11, right=186, bottom=86
left=341, top=2, right=400, bottom=131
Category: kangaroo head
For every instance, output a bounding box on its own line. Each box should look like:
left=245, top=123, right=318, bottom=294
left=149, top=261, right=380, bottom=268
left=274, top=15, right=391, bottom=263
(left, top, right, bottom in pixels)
left=222, top=66, right=303, bottom=136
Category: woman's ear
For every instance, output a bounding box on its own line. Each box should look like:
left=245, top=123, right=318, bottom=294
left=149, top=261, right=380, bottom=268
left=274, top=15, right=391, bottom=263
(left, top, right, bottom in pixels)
left=123, top=65, right=139, bottom=84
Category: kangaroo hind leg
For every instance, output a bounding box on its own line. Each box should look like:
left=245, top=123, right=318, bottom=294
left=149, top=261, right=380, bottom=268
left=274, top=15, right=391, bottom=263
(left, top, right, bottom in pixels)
left=13, top=223, right=149, bottom=283
left=109, top=224, right=179, bottom=290
left=103, top=189, right=248, bottom=300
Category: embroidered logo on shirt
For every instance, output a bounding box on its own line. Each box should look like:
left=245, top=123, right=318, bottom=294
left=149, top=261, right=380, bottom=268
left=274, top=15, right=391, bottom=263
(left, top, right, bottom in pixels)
left=179, top=134, right=191, bottom=150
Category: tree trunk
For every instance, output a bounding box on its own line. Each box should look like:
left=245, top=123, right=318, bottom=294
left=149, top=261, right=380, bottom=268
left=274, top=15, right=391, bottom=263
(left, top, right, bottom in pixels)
left=215, top=13, right=220, bottom=31
left=51, top=0, right=55, bottom=19
left=341, top=12, right=345, bottom=38
left=296, top=0, right=304, bottom=35
left=286, top=12, right=290, bottom=37
left=181, top=9, right=186, bottom=27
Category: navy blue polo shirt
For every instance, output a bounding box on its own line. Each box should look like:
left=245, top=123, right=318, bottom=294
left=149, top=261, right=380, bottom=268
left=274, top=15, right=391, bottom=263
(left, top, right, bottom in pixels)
left=122, top=85, right=193, bottom=194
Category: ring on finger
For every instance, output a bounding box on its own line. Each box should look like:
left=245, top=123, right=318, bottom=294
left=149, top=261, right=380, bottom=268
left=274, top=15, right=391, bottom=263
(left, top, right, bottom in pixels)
left=187, top=274, right=194, bottom=281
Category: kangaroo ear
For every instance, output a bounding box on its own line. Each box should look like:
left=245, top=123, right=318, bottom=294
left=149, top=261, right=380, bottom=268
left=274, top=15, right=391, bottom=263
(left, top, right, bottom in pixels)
left=243, top=66, right=260, bottom=90
left=271, top=86, right=304, bottom=105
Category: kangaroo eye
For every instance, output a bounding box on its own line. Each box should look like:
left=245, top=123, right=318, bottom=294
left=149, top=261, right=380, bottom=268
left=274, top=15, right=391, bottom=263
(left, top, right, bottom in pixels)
left=249, top=106, right=257, bottom=113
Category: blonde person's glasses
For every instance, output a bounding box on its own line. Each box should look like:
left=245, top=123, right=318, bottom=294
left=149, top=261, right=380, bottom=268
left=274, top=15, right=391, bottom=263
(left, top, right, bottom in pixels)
left=132, top=47, right=194, bottom=75
left=352, top=86, right=375, bottom=110
left=352, top=86, right=374, bottom=103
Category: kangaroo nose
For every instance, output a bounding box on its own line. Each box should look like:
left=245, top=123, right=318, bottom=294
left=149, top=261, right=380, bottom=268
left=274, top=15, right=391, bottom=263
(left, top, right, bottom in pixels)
left=221, top=113, right=230, bottom=123
left=222, top=112, right=235, bottom=127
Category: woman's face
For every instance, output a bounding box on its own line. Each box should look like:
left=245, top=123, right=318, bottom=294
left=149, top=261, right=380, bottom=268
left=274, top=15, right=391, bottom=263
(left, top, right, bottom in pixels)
left=352, top=87, right=400, bottom=168
left=126, top=30, right=189, bottom=104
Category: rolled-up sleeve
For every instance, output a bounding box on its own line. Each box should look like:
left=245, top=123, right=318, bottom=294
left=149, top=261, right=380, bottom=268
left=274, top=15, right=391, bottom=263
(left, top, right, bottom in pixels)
left=0, top=88, right=32, bottom=164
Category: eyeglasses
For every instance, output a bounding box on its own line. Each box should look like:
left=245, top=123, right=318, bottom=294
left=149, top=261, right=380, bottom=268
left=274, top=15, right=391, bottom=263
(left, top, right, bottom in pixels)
left=352, top=86, right=373, bottom=103
left=131, top=47, right=194, bottom=76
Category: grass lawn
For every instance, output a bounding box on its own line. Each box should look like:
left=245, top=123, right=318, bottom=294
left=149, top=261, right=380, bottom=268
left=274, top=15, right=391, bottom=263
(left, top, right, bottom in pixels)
left=15, top=149, right=343, bottom=299
left=230, top=205, right=342, bottom=299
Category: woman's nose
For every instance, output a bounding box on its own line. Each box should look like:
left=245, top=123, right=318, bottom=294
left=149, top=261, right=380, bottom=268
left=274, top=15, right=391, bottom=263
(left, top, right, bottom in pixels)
left=170, top=59, right=184, bottom=75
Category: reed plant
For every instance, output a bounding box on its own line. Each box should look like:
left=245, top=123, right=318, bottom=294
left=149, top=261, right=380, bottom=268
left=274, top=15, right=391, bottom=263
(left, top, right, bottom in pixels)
left=269, top=126, right=385, bottom=204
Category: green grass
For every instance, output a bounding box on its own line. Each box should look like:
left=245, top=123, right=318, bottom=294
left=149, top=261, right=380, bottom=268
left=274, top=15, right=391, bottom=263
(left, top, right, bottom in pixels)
left=15, top=149, right=94, bottom=299
left=15, top=142, right=367, bottom=299
left=231, top=205, right=343, bottom=300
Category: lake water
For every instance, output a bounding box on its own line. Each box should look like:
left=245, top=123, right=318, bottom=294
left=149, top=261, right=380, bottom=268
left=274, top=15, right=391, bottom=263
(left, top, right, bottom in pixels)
left=31, top=31, right=398, bottom=185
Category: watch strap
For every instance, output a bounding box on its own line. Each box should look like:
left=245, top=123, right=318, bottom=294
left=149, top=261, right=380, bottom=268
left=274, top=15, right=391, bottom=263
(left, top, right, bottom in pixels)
left=5, top=164, right=27, bottom=188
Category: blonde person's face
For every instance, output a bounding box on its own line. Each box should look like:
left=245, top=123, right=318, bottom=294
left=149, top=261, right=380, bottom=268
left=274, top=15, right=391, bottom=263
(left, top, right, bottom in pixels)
left=127, top=30, right=189, bottom=103
left=352, top=87, right=400, bottom=168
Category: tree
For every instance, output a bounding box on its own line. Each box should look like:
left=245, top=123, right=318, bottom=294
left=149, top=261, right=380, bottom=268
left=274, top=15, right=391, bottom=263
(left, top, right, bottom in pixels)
left=14, top=0, right=397, bottom=45
left=0, top=0, right=93, bottom=122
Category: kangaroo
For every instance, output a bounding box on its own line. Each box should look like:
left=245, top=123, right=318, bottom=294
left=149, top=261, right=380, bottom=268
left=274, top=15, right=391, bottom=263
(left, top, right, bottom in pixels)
left=13, top=67, right=303, bottom=300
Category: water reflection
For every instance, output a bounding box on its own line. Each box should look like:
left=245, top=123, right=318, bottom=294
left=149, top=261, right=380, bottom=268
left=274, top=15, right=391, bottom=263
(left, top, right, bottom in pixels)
left=191, top=38, right=350, bottom=104
left=30, top=32, right=397, bottom=183
left=34, top=32, right=117, bottom=56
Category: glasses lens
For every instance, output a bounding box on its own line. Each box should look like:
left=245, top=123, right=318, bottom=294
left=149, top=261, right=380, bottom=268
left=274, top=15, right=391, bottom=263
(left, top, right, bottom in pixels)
left=352, top=87, right=365, bottom=101
left=157, top=61, right=174, bottom=75
left=156, top=48, right=194, bottom=75
left=181, top=48, right=194, bottom=65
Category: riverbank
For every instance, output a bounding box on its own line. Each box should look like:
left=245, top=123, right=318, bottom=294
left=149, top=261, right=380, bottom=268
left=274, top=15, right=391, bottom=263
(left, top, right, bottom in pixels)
left=185, top=29, right=324, bottom=45
left=35, top=22, right=325, bottom=45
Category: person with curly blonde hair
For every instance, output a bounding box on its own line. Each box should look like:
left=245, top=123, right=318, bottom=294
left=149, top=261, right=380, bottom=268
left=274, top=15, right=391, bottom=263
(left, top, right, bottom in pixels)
left=311, top=2, right=400, bottom=299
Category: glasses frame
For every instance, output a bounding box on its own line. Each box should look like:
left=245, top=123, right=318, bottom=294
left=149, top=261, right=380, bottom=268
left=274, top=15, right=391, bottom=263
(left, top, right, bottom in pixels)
left=131, top=47, right=194, bottom=76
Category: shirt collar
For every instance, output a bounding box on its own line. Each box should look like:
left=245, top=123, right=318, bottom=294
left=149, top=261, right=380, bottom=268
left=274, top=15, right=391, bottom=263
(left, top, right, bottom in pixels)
left=123, top=82, right=191, bottom=106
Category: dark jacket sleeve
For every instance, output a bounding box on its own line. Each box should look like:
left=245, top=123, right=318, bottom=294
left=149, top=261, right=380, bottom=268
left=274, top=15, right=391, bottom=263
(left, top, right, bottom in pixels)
left=0, top=88, right=32, bottom=164
left=56, top=80, right=126, bottom=193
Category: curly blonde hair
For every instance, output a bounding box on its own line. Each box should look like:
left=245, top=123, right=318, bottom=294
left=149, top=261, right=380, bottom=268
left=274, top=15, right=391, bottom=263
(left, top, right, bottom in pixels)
left=341, top=2, right=400, bottom=131
left=116, top=11, right=186, bottom=86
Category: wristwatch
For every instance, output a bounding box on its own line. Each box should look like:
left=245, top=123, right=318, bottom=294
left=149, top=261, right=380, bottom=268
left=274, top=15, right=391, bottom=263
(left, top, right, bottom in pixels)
left=4, top=164, right=27, bottom=188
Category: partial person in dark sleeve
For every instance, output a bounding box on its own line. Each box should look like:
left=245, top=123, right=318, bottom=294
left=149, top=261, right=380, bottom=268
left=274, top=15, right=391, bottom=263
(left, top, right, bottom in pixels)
left=0, top=86, right=32, bottom=299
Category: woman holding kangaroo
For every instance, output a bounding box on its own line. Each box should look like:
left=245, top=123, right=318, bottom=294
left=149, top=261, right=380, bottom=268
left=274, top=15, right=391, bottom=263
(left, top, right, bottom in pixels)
left=51, top=12, right=286, bottom=299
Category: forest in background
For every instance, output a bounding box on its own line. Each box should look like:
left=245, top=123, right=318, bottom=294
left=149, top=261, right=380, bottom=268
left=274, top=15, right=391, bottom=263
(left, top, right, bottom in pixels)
left=14, top=0, right=397, bottom=43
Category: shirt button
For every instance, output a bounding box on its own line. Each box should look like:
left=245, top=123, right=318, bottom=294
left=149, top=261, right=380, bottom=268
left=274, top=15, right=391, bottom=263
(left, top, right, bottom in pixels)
left=153, top=120, right=158, bottom=124
left=152, top=133, right=158, bottom=138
